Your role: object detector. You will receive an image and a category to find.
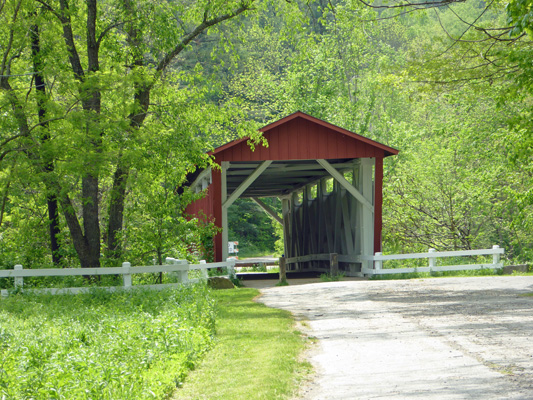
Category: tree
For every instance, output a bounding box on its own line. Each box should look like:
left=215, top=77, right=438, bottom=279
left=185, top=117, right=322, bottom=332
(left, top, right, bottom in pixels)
left=0, top=0, right=256, bottom=268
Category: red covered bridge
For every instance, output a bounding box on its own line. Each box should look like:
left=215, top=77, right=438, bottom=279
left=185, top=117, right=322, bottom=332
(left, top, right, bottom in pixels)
left=185, top=111, right=398, bottom=276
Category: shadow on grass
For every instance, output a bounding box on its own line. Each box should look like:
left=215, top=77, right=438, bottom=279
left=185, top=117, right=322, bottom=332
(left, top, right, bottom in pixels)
left=172, top=287, right=311, bottom=400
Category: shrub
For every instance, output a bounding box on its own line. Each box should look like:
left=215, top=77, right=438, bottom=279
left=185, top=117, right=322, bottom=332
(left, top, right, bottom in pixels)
left=0, top=284, right=216, bottom=399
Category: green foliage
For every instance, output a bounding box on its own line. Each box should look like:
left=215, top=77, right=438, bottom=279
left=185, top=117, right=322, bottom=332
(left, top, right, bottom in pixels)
left=506, top=0, right=533, bottom=36
left=0, top=285, right=216, bottom=399
left=319, top=272, right=346, bottom=282
left=228, top=198, right=281, bottom=257
left=0, top=0, right=259, bottom=270
left=276, top=278, right=289, bottom=286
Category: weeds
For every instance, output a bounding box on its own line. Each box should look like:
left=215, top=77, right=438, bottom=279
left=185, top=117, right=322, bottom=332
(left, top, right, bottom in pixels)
left=0, top=284, right=216, bottom=399
left=320, top=272, right=345, bottom=282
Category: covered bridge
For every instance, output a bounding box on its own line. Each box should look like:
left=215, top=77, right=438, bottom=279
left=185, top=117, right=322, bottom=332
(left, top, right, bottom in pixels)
left=185, top=111, right=398, bottom=276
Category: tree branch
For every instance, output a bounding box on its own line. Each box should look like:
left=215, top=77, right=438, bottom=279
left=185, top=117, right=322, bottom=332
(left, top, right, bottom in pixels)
left=356, top=0, right=465, bottom=10
left=155, top=2, right=254, bottom=77
left=96, top=20, right=129, bottom=50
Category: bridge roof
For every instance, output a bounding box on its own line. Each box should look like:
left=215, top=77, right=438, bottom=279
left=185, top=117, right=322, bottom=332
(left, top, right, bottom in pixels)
left=206, top=111, right=398, bottom=198
left=210, top=111, right=398, bottom=162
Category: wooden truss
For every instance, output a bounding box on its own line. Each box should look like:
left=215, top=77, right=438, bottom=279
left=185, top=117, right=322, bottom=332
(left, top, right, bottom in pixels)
left=191, top=158, right=380, bottom=276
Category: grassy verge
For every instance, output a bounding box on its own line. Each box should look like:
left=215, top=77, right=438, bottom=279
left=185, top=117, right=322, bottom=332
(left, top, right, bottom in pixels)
left=369, top=268, right=506, bottom=280
left=0, top=285, right=215, bottom=399
left=172, top=288, right=311, bottom=400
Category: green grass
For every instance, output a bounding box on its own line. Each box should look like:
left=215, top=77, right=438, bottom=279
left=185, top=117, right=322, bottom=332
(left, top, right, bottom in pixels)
left=233, top=249, right=278, bottom=258
left=369, top=268, right=504, bottom=280
left=237, top=265, right=280, bottom=274
left=0, top=285, right=216, bottom=399
left=172, top=288, right=311, bottom=400
left=319, top=272, right=345, bottom=282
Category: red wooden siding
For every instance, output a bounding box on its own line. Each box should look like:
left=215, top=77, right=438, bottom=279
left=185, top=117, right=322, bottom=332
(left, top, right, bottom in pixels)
left=184, top=187, right=214, bottom=221
left=211, top=169, right=223, bottom=262
left=215, top=117, right=385, bottom=162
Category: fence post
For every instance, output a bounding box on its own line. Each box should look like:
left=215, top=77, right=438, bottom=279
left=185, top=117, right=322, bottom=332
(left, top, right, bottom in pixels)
left=165, top=258, right=188, bottom=283
left=176, top=259, right=189, bottom=284
left=492, top=245, right=501, bottom=268
left=330, top=253, right=339, bottom=277
left=200, top=260, right=208, bottom=279
left=14, top=264, right=23, bottom=290
left=122, top=262, right=132, bottom=288
left=226, top=258, right=236, bottom=281
left=428, top=248, right=436, bottom=273
left=279, top=257, right=287, bottom=284
left=374, top=252, right=383, bottom=272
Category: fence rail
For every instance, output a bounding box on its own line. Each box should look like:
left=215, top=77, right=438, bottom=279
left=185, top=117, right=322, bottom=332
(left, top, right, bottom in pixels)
left=282, top=245, right=504, bottom=277
left=0, top=258, right=236, bottom=297
left=362, top=245, right=504, bottom=276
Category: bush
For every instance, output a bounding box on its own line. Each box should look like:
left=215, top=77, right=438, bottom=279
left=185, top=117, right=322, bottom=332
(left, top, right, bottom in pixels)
left=0, top=284, right=216, bottom=399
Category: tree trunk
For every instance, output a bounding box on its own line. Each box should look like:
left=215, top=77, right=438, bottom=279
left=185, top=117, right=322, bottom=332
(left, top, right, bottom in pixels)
left=31, top=22, right=63, bottom=265
left=106, top=162, right=129, bottom=259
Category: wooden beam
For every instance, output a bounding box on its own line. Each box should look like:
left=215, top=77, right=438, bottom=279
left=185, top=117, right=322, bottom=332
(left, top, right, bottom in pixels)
left=359, top=158, right=374, bottom=269
left=189, top=167, right=212, bottom=193
left=221, top=161, right=230, bottom=261
left=341, top=194, right=354, bottom=254
left=222, top=160, right=272, bottom=209
left=374, top=156, right=384, bottom=253
left=251, top=197, right=283, bottom=225
left=282, top=198, right=291, bottom=259
left=323, top=189, right=334, bottom=252
left=317, top=159, right=374, bottom=212
left=226, top=162, right=355, bottom=175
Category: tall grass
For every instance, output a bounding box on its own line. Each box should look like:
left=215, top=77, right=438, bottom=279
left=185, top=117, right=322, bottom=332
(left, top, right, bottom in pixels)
left=0, top=285, right=216, bottom=399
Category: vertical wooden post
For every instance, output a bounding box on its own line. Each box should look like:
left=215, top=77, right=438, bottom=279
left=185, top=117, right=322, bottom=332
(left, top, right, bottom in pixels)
left=292, top=191, right=301, bottom=270
left=166, top=258, right=188, bottom=283
left=359, top=159, right=374, bottom=272
left=14, top=264, right=23, bottom=289
left=374, top=156, right=384, bottom=254
left=200, top=260, right=208, bottom=279
left=492, top=245, right=501, bottom=268
left=122, top=262, right=132, bottom=288
left=212, top=167, right=223, bottom=262
left=281, top=197, right=291, bottom=269
left=428, top=248, right=436, bottom=273
left=221, top=161, right=229, bottom=262
left=226, top=258, right=236, bottom=281
left=279, top=257, right=287, bottom=284
left=177, top=259, right=189, bottom=284
left=330, top=253, right=339, bottom=277
left=374, top=252, right=383, bottom=272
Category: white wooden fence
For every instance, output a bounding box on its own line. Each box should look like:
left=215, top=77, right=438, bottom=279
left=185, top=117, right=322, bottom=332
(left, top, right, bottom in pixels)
left=361, top=245, right=504, bottom=276
left=0, top=257, right=236, bottom=297
left=284, top=245, right=504, bottom=277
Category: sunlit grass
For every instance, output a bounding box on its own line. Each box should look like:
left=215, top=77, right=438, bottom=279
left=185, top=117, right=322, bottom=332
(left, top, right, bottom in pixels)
left=172, top=288, right=311, bottom=400
left=0, top=285, right=215, bottom=399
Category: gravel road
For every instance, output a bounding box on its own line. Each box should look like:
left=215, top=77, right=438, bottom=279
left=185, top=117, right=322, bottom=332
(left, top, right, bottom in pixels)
left=257, top=276, right=533, bottom=400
